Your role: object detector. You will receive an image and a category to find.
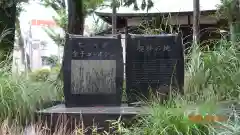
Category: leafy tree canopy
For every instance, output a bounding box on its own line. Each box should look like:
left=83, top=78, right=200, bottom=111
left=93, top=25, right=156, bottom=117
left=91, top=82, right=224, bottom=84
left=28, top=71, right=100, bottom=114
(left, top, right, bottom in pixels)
left=83, top=0, right=104, bottom=15
left=43, top=0, right=104, bottom=15
left=0, top=0, right=27, bottom=8
left=217, top=0, right=240, bottom=22
left=123, top=0, right=154, bottom=11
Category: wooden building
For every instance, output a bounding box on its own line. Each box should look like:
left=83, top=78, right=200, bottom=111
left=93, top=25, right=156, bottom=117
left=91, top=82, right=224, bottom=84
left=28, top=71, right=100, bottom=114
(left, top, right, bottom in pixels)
left=95, top=0, right=228, bottom=48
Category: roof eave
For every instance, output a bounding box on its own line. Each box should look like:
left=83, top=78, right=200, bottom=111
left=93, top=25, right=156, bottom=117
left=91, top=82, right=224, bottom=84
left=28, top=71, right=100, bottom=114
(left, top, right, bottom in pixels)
left=95, top=10, right=217, bottom=18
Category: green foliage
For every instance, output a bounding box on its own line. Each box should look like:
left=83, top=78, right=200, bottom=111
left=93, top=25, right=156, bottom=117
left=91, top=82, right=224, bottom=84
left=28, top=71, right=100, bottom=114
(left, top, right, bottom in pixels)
left=44, top=27, right=65, bottom=46
left=92, top=14, right=110, bottom=34
left=216, top=0, right=240, bottom=43
left=0, top=73, right=60, bottom=124
left=48, top=55, right=59, bottom=65
left=29, top=69, right=51, bottom=82
left=0, top=7, right=16, bottom=63
left=42, top=0, right=67, bottom=47
left=42, top=0, right=67, bottom=49
left=216, top=0, right=240, bottom=22
left=185, top=40, right=240, bottom=100
left=124, top=106, right=210, bottom=135
left=123, top=0, right=154, bottom=11
left=83, top=0, right=104, bottom=15
left=0, top=28, right=12, bottom=44
left=43, top=0, right=105, bottom=46
left=0, top=53, right=60, bottom=125
left=138, top=14, right=180, bottom=34
left=43, top=0, right=104, bottom=27
left=53, top=9, right=67, bottom=29
left=51, top=64, right=61, bottom=73
left=42, top=55, right=59, bottom=67
left=0, top=0, right=27, bottom=8
left=42, top=0, right=67, bottom=28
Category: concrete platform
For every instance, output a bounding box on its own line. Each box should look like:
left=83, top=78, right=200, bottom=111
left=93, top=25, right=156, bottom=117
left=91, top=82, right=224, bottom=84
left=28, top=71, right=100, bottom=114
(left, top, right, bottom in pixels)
left=37, top=104, right=149, bottom=114
left=35, top=104, right=150, bottom=134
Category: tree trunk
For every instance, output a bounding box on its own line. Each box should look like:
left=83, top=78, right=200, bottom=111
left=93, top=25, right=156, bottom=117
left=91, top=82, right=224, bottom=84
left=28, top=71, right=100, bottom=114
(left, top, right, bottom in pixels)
left=193, top=0, right=200, bottom=45
left=0, top=5, right=17, bottom=65
left=112, top=0, right=117, bottom=34
left=67, top=0, right=84, bottom=34
left=58, top=0, right=84, bottom=80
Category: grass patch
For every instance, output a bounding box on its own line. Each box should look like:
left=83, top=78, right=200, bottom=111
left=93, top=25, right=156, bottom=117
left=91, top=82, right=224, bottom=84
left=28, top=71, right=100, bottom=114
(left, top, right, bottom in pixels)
left=114, top=39, right=240, bottom=135
left=0, top=57, right=63, bottom=125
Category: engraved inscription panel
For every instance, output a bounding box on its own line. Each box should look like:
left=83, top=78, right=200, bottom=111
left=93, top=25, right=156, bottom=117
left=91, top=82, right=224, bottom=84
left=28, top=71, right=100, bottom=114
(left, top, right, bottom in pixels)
left=126, top=34, right=184, bottom=103
left=131, top=59, right=178, bottom=84
left=71, top=60, right=116, bottom=94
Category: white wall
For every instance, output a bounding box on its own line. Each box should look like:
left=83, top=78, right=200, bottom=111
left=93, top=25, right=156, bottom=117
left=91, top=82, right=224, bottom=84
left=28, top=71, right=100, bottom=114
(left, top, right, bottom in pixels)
left=19, top=1, right=65, bottom=71
left=127, top=15, right=218, bottom=26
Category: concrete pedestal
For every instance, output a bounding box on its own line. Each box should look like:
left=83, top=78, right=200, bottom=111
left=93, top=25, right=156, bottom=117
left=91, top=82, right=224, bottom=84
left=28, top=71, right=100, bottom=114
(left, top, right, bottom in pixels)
left=35, top=104, right=149, bottom=134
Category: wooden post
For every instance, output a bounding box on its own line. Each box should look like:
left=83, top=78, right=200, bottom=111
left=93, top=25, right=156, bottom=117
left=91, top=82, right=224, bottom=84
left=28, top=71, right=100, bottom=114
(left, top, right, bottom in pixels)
left=112, top=0, right=117, bottom=34
left=193, top=0, right=200, bottom=45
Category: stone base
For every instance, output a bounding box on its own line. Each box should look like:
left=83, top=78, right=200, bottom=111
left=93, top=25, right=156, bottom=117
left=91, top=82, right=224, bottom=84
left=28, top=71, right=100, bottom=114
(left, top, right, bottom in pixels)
left=35, top=104, right=149, bottom=134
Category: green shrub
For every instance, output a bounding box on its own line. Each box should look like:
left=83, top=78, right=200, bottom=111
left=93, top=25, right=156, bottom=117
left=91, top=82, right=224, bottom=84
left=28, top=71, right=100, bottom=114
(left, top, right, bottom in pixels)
left=0, top=66, right=61, bottom=125
left=51, top=64, right=61, bottom=73
left=185, top=40, right=240, bottom=101
left=29, top=69, right=50, bottom=81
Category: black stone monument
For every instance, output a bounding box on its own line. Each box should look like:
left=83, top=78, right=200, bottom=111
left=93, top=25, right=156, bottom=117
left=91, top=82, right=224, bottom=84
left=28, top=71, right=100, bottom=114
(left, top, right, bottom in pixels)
left=126, top=34, right=184, bottom=104
left=63, top=34, right=124, bottom=107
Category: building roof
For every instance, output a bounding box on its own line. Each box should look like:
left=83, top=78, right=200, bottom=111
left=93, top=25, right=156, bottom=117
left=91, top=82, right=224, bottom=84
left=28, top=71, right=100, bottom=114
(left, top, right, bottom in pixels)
left=95, top=0, right=221, bottom=16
